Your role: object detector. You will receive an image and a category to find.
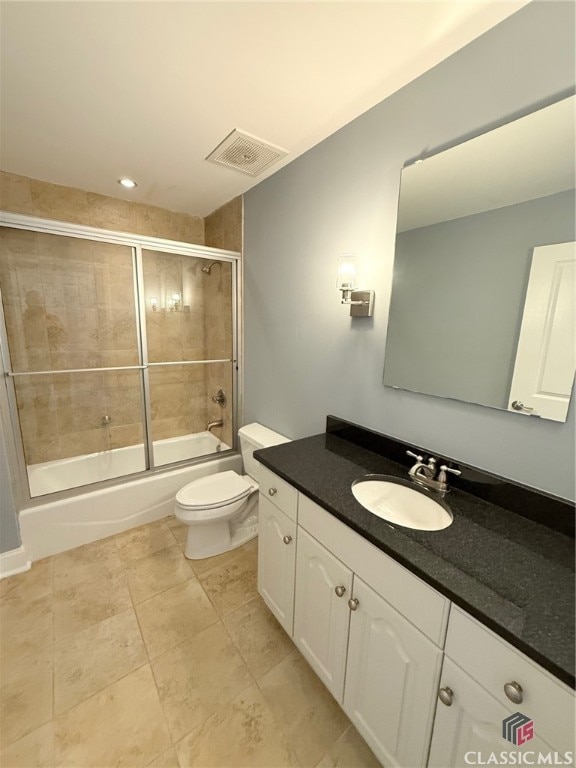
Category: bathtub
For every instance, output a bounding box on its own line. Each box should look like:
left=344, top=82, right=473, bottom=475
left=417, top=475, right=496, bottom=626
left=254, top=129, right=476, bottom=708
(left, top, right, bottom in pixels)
left=20, top=432, right=241, bottom=561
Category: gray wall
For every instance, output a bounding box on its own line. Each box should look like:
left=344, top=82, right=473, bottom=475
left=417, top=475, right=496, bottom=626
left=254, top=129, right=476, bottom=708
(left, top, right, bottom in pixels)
left=0, top=419, right=21, bottom=554
left=385, top=190, right=575, bottom=409
left=244, top=1, right=576, bottom=502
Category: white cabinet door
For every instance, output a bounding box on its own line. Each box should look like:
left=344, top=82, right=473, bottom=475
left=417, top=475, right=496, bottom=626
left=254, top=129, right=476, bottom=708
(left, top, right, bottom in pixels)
left=343, top=576, right=443, bottom=768
left=429, top=659, right=557, bottom=768
left=257, top=494, right=297, bottom=635
left=293, top=527, right=353, bottom=702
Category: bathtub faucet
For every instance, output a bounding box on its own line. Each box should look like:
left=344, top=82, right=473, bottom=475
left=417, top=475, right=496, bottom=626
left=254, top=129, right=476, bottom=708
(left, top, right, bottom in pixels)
left=207, top=419, right=223, bottom=434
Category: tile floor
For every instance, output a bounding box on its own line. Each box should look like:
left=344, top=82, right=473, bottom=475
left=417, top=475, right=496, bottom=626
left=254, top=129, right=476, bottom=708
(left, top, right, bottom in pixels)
left=0, top=517, right=381, bottom=768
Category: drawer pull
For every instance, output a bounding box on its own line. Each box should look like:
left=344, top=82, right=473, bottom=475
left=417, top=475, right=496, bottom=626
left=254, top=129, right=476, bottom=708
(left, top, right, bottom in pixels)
left=348, top=598, right=359, bottom=611
left=438, top=687, right=454, bottom=707
left=268, top=488, right=278, bottom=496
left=282, top=535, right=292, bottom=545
left=504, top=681, right=524, bottom=704
left=335, top=585, right=346, bottom=597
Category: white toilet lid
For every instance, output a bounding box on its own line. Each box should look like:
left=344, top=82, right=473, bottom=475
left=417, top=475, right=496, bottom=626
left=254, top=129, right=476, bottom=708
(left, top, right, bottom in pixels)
left=176, top=470, right=256, bottom=510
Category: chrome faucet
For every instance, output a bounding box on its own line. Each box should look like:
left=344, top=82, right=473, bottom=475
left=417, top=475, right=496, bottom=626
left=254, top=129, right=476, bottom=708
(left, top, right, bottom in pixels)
left=406, top=450, right=461, bottom=495
left=207, top=419, right=223, bottom=434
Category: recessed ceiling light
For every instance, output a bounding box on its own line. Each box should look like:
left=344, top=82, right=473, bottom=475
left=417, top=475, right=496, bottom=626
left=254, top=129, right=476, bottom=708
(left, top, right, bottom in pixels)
left=118, top=177, right=137, bottom=189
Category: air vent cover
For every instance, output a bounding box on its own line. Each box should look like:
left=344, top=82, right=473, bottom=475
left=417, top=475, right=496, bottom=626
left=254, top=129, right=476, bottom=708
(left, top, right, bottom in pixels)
left=206, top=129, right=288, bottom=177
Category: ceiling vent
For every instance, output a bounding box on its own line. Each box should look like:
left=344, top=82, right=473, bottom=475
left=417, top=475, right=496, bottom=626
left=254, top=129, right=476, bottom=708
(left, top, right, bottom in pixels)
left=206, top=129, right=288, bottom=177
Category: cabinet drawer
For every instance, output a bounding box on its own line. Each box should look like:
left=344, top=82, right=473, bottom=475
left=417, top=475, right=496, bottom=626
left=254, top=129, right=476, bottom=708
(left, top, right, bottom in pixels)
left=298, top=495, right=449, bottom=646
left=257, top=465, right=298, bottom=521
left=446, top=607, right=575, bottom=753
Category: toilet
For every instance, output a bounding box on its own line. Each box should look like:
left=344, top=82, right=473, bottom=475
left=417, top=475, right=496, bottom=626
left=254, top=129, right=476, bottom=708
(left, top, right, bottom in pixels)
left=174, top=423, right=290, bottom=560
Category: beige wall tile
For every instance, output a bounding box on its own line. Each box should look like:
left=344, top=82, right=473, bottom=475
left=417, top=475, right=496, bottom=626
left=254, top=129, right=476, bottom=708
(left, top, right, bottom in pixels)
left=0, top=722, right=54, bottom=768
left=54, top=609, right=147, bottom=714
left=174, top=684, right=299, bottom=768
left=30, top=179, right=89, bottom=224
left=151, top=621, right=253, bottom=742
left=204, top=196, right=242, bottom=252
left=87, top=191, right=137, bottom=232
left=54, top=665, right=171, bottom=768
left=0, top=171, right=35, bottom=214
left=135, top=579, right=218, bottom=659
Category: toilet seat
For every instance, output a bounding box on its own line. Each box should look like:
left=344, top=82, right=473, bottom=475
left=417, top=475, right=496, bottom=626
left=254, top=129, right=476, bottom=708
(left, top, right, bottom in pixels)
left=176, top=470, right=257, bottom=510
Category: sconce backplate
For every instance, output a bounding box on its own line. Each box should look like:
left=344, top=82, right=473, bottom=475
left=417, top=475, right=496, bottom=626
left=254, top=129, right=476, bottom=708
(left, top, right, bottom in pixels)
left=350, top=290, right=375, bottom=317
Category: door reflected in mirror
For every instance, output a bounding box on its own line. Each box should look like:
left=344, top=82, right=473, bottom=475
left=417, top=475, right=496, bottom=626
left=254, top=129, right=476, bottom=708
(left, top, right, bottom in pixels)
left=384, top=95, right=575, bottom=422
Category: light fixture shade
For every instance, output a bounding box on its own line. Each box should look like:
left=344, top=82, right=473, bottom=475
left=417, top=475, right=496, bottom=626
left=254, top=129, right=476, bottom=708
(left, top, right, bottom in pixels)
left=337, top=256, right=357, bottom=290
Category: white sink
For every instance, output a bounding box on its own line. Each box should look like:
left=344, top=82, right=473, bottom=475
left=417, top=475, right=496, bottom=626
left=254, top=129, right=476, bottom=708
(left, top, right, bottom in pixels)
left=351, top=475, right=453, bottom=531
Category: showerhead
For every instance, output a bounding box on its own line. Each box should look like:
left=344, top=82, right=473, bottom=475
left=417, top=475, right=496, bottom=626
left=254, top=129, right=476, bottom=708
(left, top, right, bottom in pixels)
left=201, top=261, right=222, bottom=275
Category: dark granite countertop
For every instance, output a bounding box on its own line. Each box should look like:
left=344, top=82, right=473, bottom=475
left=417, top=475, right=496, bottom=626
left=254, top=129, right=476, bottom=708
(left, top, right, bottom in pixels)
left=255, top=429, right=575, bottom=688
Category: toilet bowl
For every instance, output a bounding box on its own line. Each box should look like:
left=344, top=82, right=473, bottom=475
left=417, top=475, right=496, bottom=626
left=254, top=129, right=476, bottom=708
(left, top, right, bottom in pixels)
left=174, top=423, right=290, bottom=560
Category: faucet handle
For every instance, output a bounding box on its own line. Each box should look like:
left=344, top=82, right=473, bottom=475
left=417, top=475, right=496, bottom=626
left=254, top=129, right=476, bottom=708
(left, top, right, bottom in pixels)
left=406, top=450, right=423, bottom=463
left=439, top=465, right=461, bottom=476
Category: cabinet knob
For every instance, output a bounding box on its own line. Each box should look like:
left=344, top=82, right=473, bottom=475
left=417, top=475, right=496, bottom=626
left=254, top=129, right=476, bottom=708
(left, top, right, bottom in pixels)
left=438, top=687, right=454, bottom=707
left=348, top=598, right=359, bottom=611
left=268, top=487, right=278, bottom=496
left=335, top=585, right=346, bottom=597
left=282, top=535, right=292, bottom=545
left=504, top=681, right=524, bottom=704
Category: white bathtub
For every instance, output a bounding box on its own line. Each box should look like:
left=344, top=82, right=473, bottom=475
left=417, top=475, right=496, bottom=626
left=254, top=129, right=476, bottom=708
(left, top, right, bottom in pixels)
left=20, top=432, right=241, bottom=560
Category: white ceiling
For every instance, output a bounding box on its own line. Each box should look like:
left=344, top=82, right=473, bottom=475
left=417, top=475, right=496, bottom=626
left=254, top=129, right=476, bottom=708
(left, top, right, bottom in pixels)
left=0, top=1, right=530, bottom=218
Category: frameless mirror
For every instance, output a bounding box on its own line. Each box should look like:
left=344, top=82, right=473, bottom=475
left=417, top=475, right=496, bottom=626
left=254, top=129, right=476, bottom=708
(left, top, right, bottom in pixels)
left=384, top=95, right=575, bottom=422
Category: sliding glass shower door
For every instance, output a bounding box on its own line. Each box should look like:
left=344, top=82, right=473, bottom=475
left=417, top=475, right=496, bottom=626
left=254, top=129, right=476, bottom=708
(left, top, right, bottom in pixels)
left=0, top=223, right=238, bottom=499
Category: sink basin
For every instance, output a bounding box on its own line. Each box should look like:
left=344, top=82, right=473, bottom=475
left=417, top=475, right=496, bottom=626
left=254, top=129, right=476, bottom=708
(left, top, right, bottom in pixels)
left=351, top=474, right=453, bottom=531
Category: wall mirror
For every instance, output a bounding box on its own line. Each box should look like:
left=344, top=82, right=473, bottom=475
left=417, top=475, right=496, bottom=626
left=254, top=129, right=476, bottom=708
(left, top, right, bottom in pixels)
left=384, top=95, right=575, bottom=422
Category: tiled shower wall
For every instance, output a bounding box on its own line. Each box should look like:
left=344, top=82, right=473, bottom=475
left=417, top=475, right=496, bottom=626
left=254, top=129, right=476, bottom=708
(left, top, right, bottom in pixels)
left=0, top=173, right=240, bottom=466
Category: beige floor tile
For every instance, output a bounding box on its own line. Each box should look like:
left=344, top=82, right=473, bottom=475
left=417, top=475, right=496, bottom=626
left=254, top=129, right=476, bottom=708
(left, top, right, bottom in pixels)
left=115, top=519, right=177, bottom=563
left=0, top=648, right=53, bottom=747
left=53, top=568, right=132, bottom=639
left=135, top=579, right=218, bottom=659
left=223, top=595, right=294, bottom=679
left=316, top=726, right=381, bottom=768
left=146, top=747, right=180, bottom=767
left=151, top=621, right=253, bottom=742
left=175, top=684, right=300, bottom=768
left=197, top=546, right=258, bottom=616
left=0, top=558, right=52, bottom=604
left=165, top=518, right=187, bottom=548
left=0, top=722, right=54, bottom=768
left=54, top=665, right=171, bottom=768
left=53, top=537, right=123, bottom=592
left=186, top=544, right=245, bottom=576
left=54, top=608, right=147, bottom=714
left=0, top=593, right=53, bottom=667
left=259, top=651, right=350, bottom=768
left=126, top=544, right=194, bottom=604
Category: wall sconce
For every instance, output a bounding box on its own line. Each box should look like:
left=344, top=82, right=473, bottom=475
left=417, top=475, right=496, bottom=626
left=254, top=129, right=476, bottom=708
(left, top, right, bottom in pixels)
left=168, top=292, right=181, bottom=311
left=337, top=256, right=375, bottom=317
left=150, top=297, right=158, bottom=312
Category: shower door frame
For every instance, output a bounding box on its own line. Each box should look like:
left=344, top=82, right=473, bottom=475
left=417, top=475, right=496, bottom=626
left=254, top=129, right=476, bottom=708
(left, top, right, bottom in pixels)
left=0, top=211, right=242, bottom=508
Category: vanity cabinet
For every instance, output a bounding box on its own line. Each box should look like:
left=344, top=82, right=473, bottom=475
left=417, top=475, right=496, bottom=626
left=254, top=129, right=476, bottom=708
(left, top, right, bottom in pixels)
left=257, top=494, right=297, bottom=635
left=429, top=607, right=575, bottom=766
left=256, top=468, right=575, bottom=768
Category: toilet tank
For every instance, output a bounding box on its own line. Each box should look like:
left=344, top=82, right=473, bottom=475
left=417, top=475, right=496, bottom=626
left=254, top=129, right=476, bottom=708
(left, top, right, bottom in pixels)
left=238, top=423, right=290, bottom=480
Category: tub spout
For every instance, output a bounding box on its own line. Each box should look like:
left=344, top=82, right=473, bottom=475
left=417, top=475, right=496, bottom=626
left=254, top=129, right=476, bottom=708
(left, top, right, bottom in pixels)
left=207, top=419, right=223, bottom=434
